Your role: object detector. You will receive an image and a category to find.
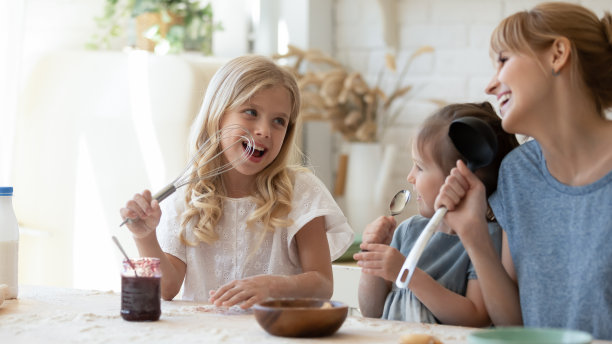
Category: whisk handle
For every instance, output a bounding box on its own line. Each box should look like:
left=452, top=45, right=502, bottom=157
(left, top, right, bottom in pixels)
left=118, top=184, right=176, bottom=227
left=153, top=184, right=177, bottom=202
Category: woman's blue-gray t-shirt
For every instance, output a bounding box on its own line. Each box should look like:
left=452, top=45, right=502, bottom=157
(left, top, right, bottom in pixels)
left=489, top=139, right=612, bottom=340
left=382, top=215, right=502, bottom=323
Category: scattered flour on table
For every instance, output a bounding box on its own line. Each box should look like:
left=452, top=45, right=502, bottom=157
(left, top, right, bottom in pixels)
left=345, top=317, right=468, bottom=342
left=162, top=304, right=252, bottom=317
left=0, top=310, right=119, bottom=337
left=85, top=290, right=115, bottom=295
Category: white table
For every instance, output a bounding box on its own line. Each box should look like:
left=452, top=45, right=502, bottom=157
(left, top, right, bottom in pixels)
left=2, top=286, right=610, bottom=344
left=0, top=286, right=479, bottom=343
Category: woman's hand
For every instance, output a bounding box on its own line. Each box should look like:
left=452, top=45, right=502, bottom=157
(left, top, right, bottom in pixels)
left=362, top=216, right=397, bottom=245
left=354, top=243, right=405, bottom=282
left=119, top=190, right=161, bottom=238
left=209, top=275, right=272, bottom=309
left=435, top=160, right=488, bottom=238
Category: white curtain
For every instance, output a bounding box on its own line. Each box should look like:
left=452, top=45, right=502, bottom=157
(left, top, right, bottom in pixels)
left=0, top=0, right=25, bottom=185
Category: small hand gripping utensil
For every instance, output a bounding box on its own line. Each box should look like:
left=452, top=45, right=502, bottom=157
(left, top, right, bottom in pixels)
left=119, top=124, right=255, bottom=226
left=395, top=117, right=498, bottom=288
left=361, top=190, right=411, bottom=253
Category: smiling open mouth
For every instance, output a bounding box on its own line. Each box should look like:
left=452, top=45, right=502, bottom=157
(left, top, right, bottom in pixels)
left=499, top=93, right=510, bottom=107
left=243, top=141, right=266, bottom=158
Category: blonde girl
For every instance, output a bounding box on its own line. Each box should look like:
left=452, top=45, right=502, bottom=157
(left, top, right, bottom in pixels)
left=354, top=102, right=518, bottom=326
left=436, top=2, right=612, bottom=339
left=120, top=55, right=353, bottom=309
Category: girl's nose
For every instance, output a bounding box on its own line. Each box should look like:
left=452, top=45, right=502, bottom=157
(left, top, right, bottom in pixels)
left=254, top=122, right=270, bottom=138
left=485, top=74, right=500, bottom=95
left=406, top=168, right=416, bottom=184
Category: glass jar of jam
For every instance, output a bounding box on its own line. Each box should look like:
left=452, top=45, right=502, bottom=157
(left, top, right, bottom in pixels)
left=120, top=257, right=161, bottom=321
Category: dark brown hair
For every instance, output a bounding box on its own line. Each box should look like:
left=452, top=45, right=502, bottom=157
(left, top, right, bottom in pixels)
left=416, top=102, right=519, bottom=197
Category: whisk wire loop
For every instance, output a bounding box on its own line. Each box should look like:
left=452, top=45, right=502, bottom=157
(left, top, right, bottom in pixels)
left=120, top=124, right=255, bottom=227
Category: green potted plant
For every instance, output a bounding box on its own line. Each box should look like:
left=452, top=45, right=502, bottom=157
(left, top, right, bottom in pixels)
left=87, top=0, right=222, bottom=55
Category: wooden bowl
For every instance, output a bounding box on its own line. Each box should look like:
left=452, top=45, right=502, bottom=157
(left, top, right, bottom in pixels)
left=253, top=298, right=348, bottom=337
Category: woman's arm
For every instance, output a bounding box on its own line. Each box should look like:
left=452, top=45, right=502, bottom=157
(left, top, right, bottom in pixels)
left=209, top=216, right=334, bottom=309
left=461, top=228, right=522, bottom=325
left=436, top=160, right=522, bottom=325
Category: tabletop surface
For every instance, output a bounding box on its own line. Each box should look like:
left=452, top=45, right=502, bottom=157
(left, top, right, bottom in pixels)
left=1, top=286, right=609, bottom=344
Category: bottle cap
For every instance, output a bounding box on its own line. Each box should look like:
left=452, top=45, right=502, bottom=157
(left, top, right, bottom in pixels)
left=0, top=187, right=14, bottom=196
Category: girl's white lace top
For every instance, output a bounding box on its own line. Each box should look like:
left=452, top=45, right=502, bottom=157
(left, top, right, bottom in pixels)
left=157, top=170, right=354, bottom=301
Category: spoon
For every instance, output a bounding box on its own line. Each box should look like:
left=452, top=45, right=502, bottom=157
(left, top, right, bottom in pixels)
left=395, top=116, right=498, bottom=288
left=361, top=190, right=411, bottom=252
left=389, top=189, right=411, bottom=216
left=112, top=236, right=138, bottom=277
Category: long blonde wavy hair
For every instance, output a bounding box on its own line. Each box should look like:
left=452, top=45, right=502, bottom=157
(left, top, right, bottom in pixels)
left=180, top=55, right=303, bottom=245
left=490, top=2, right=612, bottom=115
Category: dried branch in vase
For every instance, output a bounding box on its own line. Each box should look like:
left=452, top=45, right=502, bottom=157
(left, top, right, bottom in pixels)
left=272, top=45, right=434, bottom=142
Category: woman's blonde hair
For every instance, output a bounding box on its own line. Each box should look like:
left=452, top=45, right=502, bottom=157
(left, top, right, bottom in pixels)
left=490, top=2, right=612, bottom=115
left=180, top=55, right=303, bottom=245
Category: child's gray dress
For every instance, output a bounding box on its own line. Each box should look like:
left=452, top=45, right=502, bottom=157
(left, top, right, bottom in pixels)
left=382, top=215, right=501, bottom=323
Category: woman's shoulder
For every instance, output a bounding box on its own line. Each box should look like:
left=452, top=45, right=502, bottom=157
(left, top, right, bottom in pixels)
left=502, top=139, right=540, bottom=165
left=497, top=139, right=543, bottom=180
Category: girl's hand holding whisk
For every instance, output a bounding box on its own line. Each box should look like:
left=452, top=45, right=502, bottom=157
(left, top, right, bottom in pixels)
left=120, top=189, right=161, bottom=239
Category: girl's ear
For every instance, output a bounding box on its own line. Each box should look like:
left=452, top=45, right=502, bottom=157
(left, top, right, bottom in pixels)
left=550, top=37, right=571, bottom=75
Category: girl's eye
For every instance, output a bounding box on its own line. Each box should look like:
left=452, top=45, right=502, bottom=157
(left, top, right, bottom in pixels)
left=497, top=53, right=508, bottom=66
left=244, top=109, right=257, bottom=116
left=274, top=117, right=287, bottom=126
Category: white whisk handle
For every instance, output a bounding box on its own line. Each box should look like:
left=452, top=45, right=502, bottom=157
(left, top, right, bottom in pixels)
left=153, top=184, right=177, bottom=202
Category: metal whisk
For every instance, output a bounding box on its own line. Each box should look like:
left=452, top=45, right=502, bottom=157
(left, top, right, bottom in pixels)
left=119, top=124, right=255, bottom=226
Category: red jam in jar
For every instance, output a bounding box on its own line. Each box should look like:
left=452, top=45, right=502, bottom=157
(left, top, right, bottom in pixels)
left=120, top=257, right=161, bottom=321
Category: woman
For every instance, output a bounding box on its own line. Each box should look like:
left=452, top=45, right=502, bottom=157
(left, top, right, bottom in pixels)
left=435, top=2, right=612, bottom=340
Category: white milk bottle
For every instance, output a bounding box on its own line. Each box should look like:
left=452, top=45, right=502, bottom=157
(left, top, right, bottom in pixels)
left=0, top=187, right=19, bottom=299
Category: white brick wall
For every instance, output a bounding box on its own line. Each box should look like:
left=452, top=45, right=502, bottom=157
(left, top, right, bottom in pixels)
left=9, top=0, right=612, bottom=288
left=331, top=0, right=611, bottom=223
left=334, top=0, right=610, bottom=110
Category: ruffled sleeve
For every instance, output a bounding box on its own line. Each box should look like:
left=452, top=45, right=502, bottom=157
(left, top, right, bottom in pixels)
left=156, top=188, right=187, bottom=263
left=286, top=170, right=354, bottom=263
